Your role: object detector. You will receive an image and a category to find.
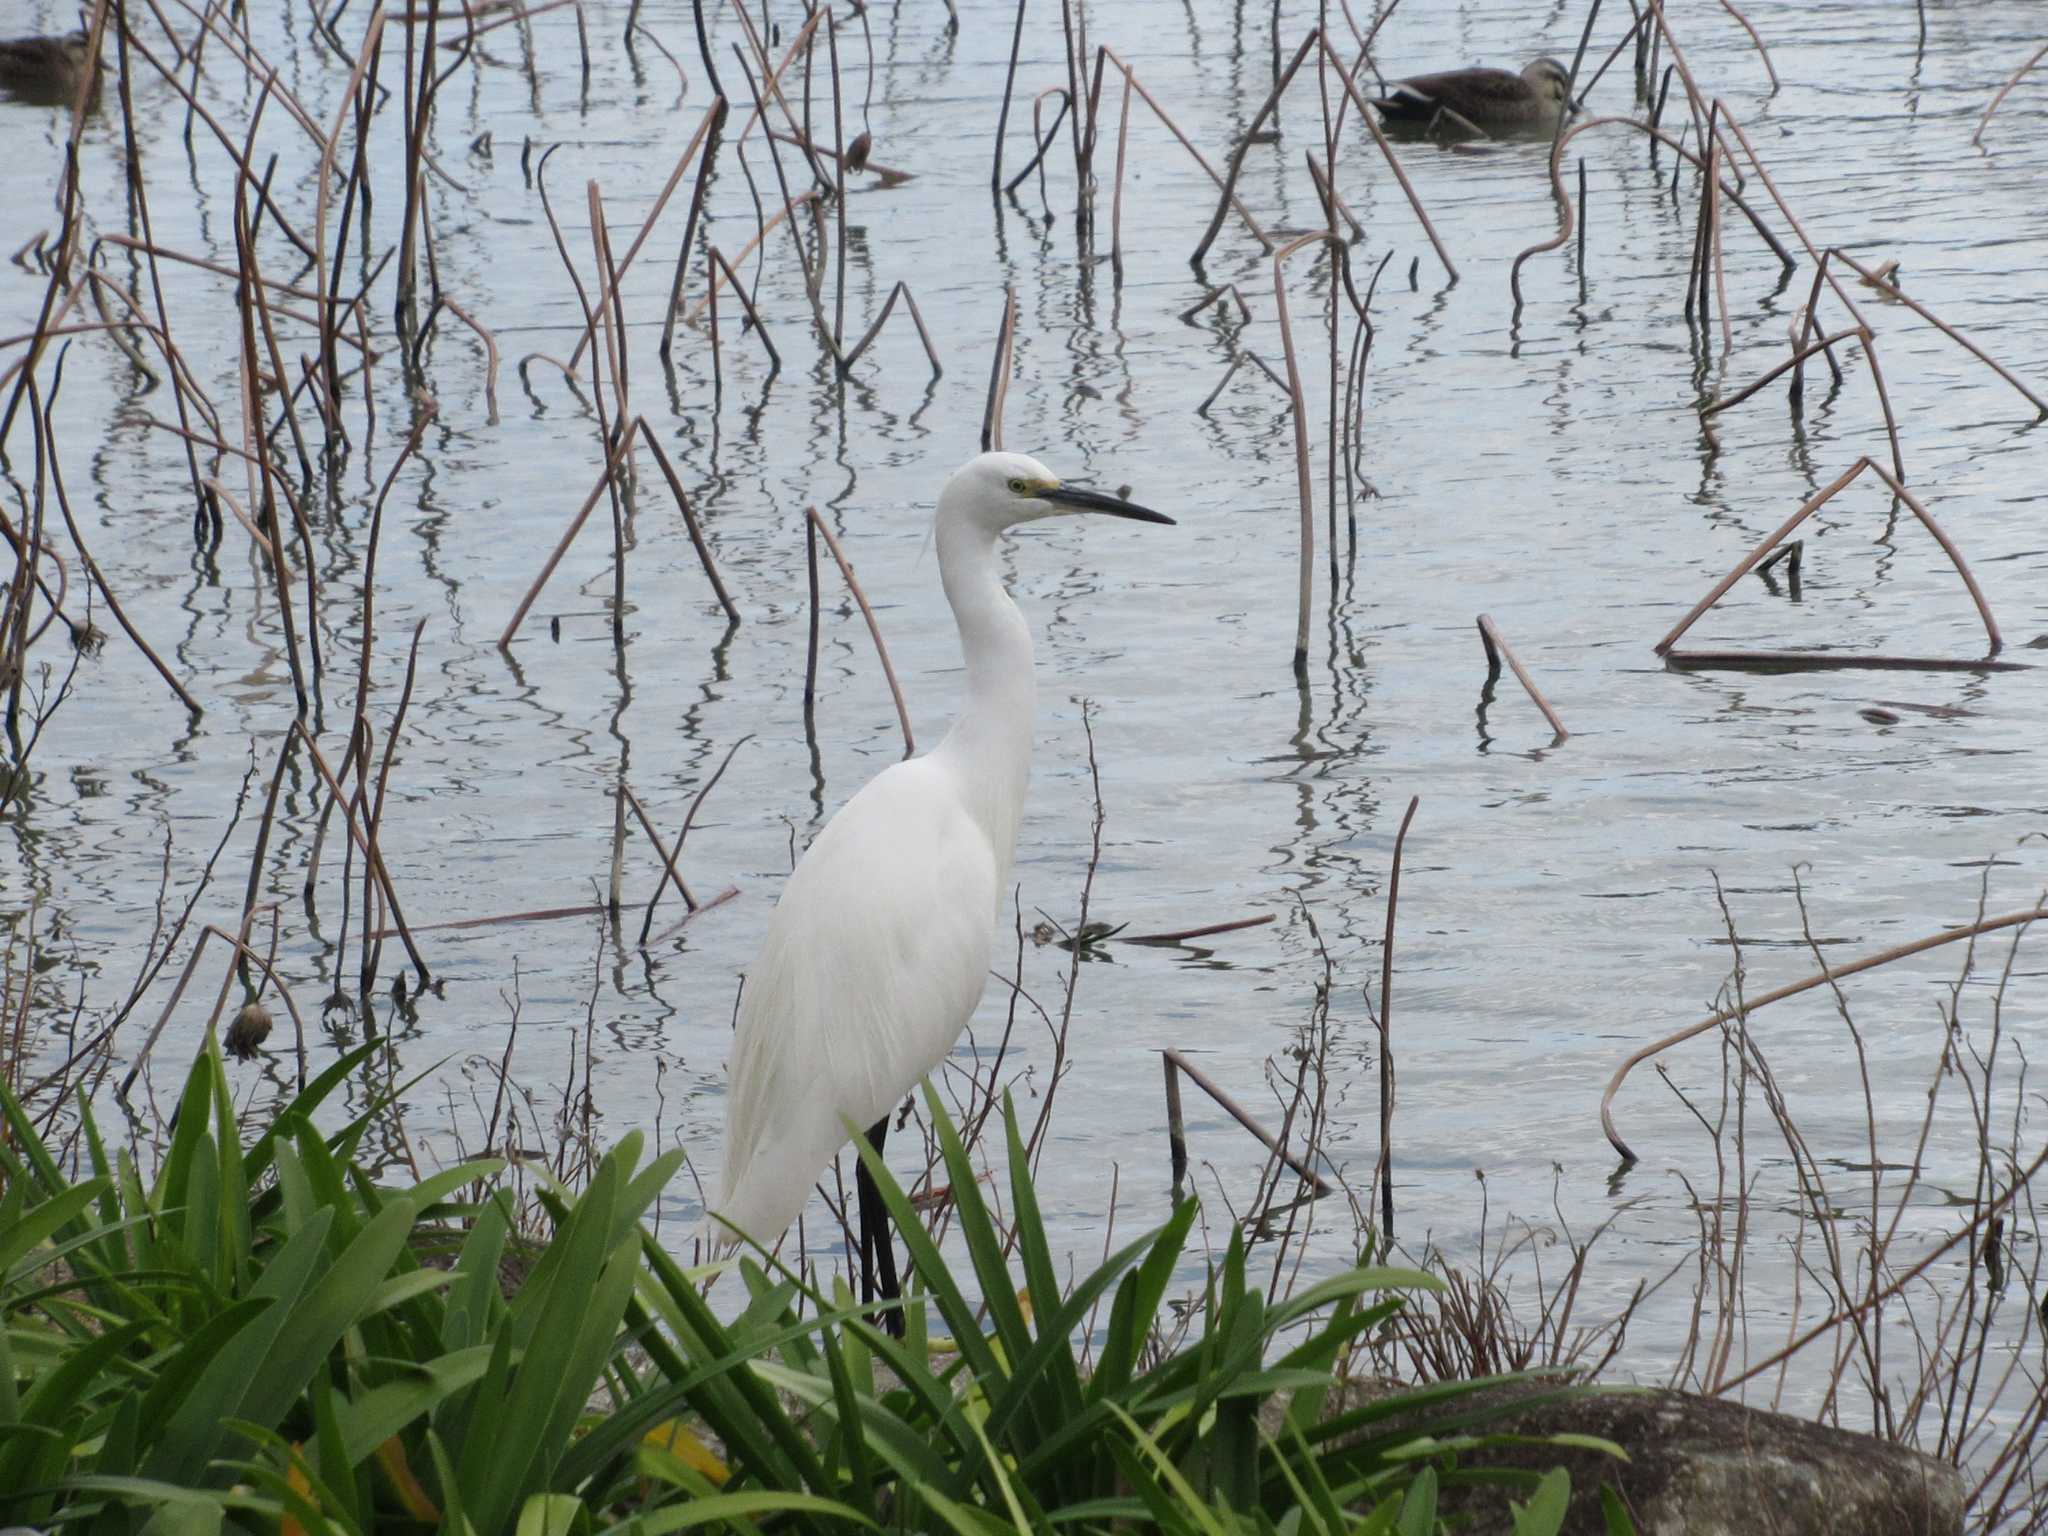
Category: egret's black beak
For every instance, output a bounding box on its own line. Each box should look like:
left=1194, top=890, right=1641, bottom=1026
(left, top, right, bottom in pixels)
left=1038, top=483, right=1175, bottom=524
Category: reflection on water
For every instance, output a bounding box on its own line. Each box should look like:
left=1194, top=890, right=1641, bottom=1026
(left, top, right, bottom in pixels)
left=3, top=0, right=2047, bottom=1452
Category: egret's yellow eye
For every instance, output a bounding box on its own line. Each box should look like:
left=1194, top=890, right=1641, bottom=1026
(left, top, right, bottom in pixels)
left=1007, top=477, right=1030, bottom=495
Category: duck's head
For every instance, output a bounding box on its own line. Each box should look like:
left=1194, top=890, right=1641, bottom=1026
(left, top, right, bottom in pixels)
left=940, top=450, right=1174, bottom=535
left=1522, top=56, right=1573, bottom=108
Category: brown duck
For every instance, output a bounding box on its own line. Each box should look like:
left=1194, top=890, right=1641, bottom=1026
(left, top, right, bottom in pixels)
left=1371, top=57, right=1572, bottom=139
left=0, top=31, right=98, bottom=107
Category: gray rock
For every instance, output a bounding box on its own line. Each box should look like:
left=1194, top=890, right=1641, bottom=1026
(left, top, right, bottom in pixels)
left=1302, top=1380, right=1964, bottom=1536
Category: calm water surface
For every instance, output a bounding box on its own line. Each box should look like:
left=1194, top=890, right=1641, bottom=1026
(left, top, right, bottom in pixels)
left=4, top=0, right=2046, bottom=1438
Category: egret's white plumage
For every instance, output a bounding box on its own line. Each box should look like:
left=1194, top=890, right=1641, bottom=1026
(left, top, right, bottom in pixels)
left=705, top=451, right=1171, bottom=1261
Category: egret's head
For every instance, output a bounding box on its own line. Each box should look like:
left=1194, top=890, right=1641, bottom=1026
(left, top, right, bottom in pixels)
left=940, top=450, right=1175, bottom=535
left=1523, top=56, right=1572, bottom=106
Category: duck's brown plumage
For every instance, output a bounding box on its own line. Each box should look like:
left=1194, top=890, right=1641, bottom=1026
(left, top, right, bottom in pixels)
left=1371, top=56, right=1572, bottom=138
left=0, top=32, right=97, bottom=106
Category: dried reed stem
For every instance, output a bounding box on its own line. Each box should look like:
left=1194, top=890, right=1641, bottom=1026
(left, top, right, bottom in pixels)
left=805, top=506, right=914, bottom=759
left=1375, top=795, right=1419, bottom=1235
left=1161, top=1048, right=1334, bottom=1197
left=1476, top=615, right=1569, bottom=740
left=981, top=287, right=1017, bottom=453
left=1603, top=903, right=2048, bottom=1161
left=1971, top=40, right=2048, bottom=148
left=1653, top=457, right=2001, bottom=658
left=637, top=735, right=750, bottom=944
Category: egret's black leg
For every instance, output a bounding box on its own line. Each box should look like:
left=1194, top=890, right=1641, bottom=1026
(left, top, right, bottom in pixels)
left=854, top=1114, right=904, bottom=1337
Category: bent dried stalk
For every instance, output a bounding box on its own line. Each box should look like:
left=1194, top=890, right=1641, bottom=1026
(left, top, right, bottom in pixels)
left=1972, top=40, right=2048, bottom=148
left=637, top=734, right=750, bottom=944
left=805, top=506, right=915, bottom=759
left=1511, top=114, right=1793, bottom=315
left=1654, top=456, right=2001, bottom=659
left=1477, top=616, right=1569, bottom=741
left=1602, top=905, right=2048, bottom=1161
left=1161, top=1047, right=1334, bottom=1197
left=981, top=287, right=1017, bottom=453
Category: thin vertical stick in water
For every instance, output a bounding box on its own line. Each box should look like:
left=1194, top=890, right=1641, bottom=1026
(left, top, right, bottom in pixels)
left=827, top=12, right=847, bottom=353
left=1108, top=64, right=1133, bottom=284
left=803, top=512, right=822, bottom=726
left=1162, top=1053, right=1188, bottom=1193
left=1272, top=232, right=1338, bottom=677
left=981, top=287, right=1018, bottom=452
left=568, top=105, right=717, bottom=372
left=992, top=0, right=1028, bottom=194
left=1376, top=795, right=1419, bottom=1236
left=806, top=506, right=915, bottom=759
left=660, top=96, right=729, bottom=363
left=1477, top=615, right=1570, bottom=740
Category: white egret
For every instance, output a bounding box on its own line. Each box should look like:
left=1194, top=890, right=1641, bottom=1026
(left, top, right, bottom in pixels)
left=704, top=451, right=1173, bottom=1326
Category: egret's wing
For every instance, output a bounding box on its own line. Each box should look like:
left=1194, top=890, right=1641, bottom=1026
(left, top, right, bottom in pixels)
left=712, top=758, right=999, bottom=1245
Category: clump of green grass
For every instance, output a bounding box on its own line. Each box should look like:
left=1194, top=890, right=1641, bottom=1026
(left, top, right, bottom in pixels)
left=0, top=1039, right=1622, bottom=1534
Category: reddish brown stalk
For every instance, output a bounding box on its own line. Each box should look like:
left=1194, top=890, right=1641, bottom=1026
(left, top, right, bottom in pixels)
left=724, top=0, right=831, bottom=184
left=1511, top=115, right=1794, bottom=313
left=1661, top=650, right=2026, bottom=675
left=805, top=506, right=914, bottom=759
left=1713, top=0, right=1778, bottom=89
left=497, top=422, right=642, bottom=648
left=1193, top=30, right=1315, bottom=266
left=1972, top=40, right=2048, bottom=148
left=368, top=904, right=609, bottom=941
left=1096, top=47, right=1269, bottom=252
left=438, top=294, right=500, bottom=421
left=1120, top=912, right=1275, bottom=946
left=836, top=282, right=943, bottom=380
left=981, top=287, right=1017, bottom=453
left=293, top=721, right=431, bottom=983
left=1653, top=457, right=2001, bottom=658
left=1713, top=117, right=1907, bottom=480
left=1703, top=325, right=1862, bottom=419
left=683, top=191, right=820, bottom=327
left=1161, top=1048, right=1334, bottom=1197
left=637, top=734, right=750, bottom=944
left=116, top=918, right=311, bottom=1099
left=1602, top=905, right=2048, bottom=1160
left=1830, top=251, right=2047, bottom=418
left=1313, top=35, right=1459, bottom=284
left=632, top=420, right=741, bottom=625
left=568, top=101, right=717, bottom=372
left=649, top=884, right=740, bottom=944
left=1476, top=616, right=1569, bottom=741
left=621, top=784, right=697, bottom=914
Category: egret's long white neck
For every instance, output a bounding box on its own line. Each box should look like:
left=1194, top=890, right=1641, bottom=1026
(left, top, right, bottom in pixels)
left=931, top=508, right=1035, bottom=880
